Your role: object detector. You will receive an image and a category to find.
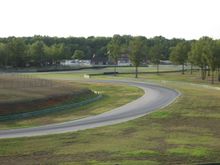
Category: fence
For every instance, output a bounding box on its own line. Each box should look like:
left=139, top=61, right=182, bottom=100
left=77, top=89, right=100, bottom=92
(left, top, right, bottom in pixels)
left=0, top=73, right=54, bottom=89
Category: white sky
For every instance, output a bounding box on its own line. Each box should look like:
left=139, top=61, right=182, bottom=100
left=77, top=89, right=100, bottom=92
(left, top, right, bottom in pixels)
left=0, top=0, right=220, bottom=39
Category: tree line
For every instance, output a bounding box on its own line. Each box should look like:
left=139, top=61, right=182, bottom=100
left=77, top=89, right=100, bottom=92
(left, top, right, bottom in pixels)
left=0, top=35, right=220, bottom=83
left=0, top=35, right=181, bottom=68
left=169, top=37, right=220, bottom=84
left=0, top=36, right=111, bottom=67
left=108, top=35, right=220, bottom=83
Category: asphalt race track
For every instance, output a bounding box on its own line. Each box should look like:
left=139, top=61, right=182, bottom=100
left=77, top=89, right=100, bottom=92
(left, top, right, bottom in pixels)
left=0, top=79, right=180, bottom=139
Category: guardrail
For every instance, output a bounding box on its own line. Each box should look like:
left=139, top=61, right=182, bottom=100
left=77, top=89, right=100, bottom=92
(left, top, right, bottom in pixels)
left=84, top=69, right=199, bottom=77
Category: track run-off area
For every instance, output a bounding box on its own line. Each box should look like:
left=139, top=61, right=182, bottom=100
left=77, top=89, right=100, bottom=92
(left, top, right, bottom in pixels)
left=0, top=79, right=180, bottom=139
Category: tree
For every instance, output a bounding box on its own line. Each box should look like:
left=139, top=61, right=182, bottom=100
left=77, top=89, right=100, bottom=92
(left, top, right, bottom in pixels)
left=187, top=40, right=196, bottom=74
left=187, top=51, right=194, bottom=74
left=50, top=43, right=65, bottom=67
left=170, top=41, right=191, bottom=74
left=149, top=44, right=162, bottom=74
left=107, top=35, right=122, bottom=75
left=189, top=38, right=208, bottom=80
left=0, top=43, right=8, bottom=67
left=44, top=45, right=53, bottom=65
left=72, top=50, right=85, bottom=60
left=150, top=36, right=170, bottom=60
left=30, top=41, right=46, bottom=66
left=128, top=37, right=147, bottom=78
left=87, top=36, right=111, bottom=61
left=7, top=38, right=27, bottom=67
left=213, top=40, right=220, bottom=82
left=1, top=35, right=219, bottom=72
left=40, top=43, right=65, bottom=67
left=202, top=37, right=217, bottom=84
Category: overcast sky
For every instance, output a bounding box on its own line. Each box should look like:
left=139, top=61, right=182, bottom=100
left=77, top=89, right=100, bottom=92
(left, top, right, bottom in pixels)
left=0, top=0, right=220, bottom=39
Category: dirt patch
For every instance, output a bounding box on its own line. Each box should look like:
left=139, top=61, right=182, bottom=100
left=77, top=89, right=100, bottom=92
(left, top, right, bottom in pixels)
left=0, top=75, right=93, bottom=116
left=0, top=89, right=92, bottom=116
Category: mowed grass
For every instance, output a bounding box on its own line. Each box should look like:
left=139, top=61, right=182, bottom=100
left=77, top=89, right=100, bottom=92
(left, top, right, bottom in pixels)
left=0, top=71, right=220, bottom=164
left=82, top=65, right=185, bottom=73
left=98, top=70, right=220, bottom=87
left=0, top=82, right=143, bottom=129
left=30, top=64, right=185, bottom=79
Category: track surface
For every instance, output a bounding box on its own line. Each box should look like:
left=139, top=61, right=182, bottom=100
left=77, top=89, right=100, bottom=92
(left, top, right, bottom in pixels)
left=0, top=79, right=180, bottom=139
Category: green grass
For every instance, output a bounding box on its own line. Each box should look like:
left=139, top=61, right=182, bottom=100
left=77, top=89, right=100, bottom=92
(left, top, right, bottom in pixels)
left=30, top=65, right=186, bottom=78
left=167, top=147, right=209, bottom=157
left=84, top=65, right=185, bottom=73
left=123, top=150, right=159, bottom=157
left=59, top=160, right=159, bottom=165
left=31, top=72, right=83, bottom=79
left=0, top=70, right=220, bottom=164
left=0, top=82, right=143, bottom=129
left=97, top=70, right=220, bottom=86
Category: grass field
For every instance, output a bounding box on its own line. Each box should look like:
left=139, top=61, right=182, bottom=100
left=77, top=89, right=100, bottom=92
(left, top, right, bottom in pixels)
left=0, top=70, right=219, bottom=164
left=72, top=65, right=187, bottom=74
left=0, top=81, right=143, bottom=129
left=30, top=65, right=187, bottom=79
left=119, top=71, right=220, bottom=85
left=0, top=74, right=96, bottom=116
left=0, top=74, right=89, bottom=104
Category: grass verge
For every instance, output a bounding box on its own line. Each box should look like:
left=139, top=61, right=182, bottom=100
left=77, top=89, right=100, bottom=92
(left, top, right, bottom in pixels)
left=0, top=71, right=219, bottom=164
left=0, top=82, right=143, bottom=129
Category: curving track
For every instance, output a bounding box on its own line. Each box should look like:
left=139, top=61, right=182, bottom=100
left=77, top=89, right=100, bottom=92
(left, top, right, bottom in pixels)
left=0, top=79, right=180, bottom=139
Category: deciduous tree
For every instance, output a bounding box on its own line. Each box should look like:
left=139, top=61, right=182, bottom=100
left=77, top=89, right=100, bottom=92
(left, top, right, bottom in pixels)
left=107, top=35, right=122, bottom=75
left=128, top=37, right=147, bottom=78
left=72, top=50, right=85, bottom=60
left=189, top=37, right=208, bottom=80
left=149, top=44, right=162, bottom=74
left=170, top=41, right=191, bottom=74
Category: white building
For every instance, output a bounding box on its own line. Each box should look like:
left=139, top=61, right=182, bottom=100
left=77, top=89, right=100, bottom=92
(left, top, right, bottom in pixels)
left=60, top=60, right=91, bottom=66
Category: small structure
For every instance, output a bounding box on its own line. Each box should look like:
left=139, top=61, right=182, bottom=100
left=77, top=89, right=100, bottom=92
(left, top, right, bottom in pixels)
left=84, top=74, right=90, bottom=79
left=91, top=57, right=108, bottom=65
left=118, top=54, right=131, bottom=66
left=160, top=60, right=172, bottom=65
left=60, top=60, right=91, bottom=66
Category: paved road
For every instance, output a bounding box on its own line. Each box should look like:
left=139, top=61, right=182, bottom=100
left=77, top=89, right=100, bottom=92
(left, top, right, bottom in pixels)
left=0, top=79, right=180, bottom=139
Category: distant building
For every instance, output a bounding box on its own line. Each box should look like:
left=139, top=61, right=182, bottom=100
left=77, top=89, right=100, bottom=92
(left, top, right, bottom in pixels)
left=91, top=55, right=108, bottom=65
left=118, top=54, right=131, bottom=66
left=160, top=60, right=172, bottom=65
left=60, top=60, right=91, bottom=66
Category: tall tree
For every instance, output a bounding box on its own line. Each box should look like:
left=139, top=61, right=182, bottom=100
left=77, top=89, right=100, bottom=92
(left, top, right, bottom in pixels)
left=0, top=43, right=8, bottom=67
left=7, top=38, right=27, bottom=67
left=213, top=40, right=220, bottom=82
left=149, top=44, right=162, bottom=74
left=72, top=50, right=85, bottom=60
left=50, top=43, right=65, bottom=67
left=44, top=45, right=53, bottom=65
left=187, top=51, right=194, bottom=74
left=189, top=38, right=208, bottom=80
left=170, top=41, right=191, bottom=74
left=202, top=37, right=217, bottom=84
left=128, top=37, right=147, bottom=78
left=187, top=40, right=196, bottom=74
left=107, top=35, right=122, bottom=75
left=30, top=41, right=46, bottom=66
